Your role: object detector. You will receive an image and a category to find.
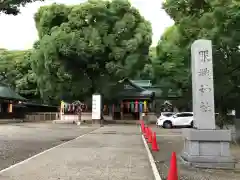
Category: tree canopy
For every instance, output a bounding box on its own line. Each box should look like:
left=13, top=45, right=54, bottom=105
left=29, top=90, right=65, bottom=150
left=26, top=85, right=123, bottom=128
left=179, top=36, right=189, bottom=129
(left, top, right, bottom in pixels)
left=1, top=0, right=240, bottom=120
left=0, top=50, right=39, bottom=99
left=31, top=0, right=152, bottom=103
left=153, top=0, right=240, bottom=118
left=0, top=0, right=43, bottom=15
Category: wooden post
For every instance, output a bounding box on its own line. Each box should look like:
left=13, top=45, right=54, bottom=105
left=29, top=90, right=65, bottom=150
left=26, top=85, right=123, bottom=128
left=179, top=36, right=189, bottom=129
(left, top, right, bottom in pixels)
left=120, top=101, right=123, bottom=120
left=112, top=104, right=115, bottom=120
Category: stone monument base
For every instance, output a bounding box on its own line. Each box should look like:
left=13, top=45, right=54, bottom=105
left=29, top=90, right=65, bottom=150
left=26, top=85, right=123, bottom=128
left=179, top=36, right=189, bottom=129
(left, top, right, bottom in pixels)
left=181, top=128, right=235, bottom=169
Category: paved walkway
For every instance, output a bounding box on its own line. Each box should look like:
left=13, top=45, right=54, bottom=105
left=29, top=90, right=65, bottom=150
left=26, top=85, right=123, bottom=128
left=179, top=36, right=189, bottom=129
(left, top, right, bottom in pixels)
left=0, top=125, right=154, bottom=180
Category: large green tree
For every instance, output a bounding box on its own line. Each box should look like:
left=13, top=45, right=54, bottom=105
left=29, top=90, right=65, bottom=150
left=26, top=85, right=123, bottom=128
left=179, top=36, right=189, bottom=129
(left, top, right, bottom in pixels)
left=156, top=0, right=240, bottom=124
left=135, top=46, right=155, bottom=81
left=32, top=0, right=152, bottom=103
left=0, top=50, right=39, bottom=99
left=154, top=25, right=189, bottom=89
left=0, top=0, right=43, bottom=15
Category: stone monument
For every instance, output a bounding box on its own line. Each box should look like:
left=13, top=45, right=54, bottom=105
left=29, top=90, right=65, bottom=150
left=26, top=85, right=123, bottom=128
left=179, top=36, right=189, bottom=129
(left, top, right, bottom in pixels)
left=181, top=39, right=235, bottom=169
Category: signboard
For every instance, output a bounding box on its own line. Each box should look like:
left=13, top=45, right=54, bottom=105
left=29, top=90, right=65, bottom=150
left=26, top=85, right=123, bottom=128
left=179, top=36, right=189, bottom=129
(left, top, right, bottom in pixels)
left=92, top=94, right=101, bottom=120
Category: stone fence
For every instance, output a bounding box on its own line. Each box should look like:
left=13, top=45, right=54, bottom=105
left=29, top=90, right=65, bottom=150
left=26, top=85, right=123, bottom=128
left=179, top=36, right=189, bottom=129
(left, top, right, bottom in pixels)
left=1, top=111, right=159, bottom=124
left=24, top=112, right=92, bottom=123
left=24, top=112, right=59, bottom=122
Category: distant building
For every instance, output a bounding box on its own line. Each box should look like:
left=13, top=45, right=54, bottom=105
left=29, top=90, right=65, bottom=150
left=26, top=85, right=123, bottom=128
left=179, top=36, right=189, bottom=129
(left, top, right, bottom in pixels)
left=0, top=83, right=27, bottom=119
left=107, top=79, right=182, bottom=120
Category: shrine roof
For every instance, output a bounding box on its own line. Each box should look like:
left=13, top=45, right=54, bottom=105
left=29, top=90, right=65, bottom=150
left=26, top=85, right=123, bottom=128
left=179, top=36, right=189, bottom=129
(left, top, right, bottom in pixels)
left=0, top=83, right=27, bottom=101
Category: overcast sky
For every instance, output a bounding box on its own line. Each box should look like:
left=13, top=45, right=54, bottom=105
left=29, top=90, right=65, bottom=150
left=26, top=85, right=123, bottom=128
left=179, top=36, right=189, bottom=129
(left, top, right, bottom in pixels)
left=0, top=0, right=174, bottom=50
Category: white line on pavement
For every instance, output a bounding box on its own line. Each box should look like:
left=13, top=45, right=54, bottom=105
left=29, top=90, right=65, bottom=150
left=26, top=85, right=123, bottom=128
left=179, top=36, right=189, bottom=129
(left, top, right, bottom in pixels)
left=0, top=128, right=99, bottom=174
left=141, top=128, right=162, bottom=180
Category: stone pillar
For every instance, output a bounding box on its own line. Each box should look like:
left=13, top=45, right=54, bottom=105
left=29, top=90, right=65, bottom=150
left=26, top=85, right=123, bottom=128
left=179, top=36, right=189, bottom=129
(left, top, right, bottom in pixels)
left=181, top=39, right=235, bottom=169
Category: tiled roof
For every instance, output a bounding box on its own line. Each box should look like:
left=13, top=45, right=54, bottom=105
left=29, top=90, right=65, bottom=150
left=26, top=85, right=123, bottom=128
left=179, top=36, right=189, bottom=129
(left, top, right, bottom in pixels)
left=130, top=80, right=152, bottom=88
left=0, top=84, right=26, bottom=100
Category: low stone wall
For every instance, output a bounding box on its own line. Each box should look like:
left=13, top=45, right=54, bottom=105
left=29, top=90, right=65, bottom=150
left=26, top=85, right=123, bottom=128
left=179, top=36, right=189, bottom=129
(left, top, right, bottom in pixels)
left=60, top=114, right=80, bottom=121
left=0, top=119, right=23, bottom=124
left=24, top=112, right=58, bottom=122
left=1, top=112, right=91, bottom=124
left=19, top=111, right=159, bottom=124
left=80, top=112, right=158, bottom=124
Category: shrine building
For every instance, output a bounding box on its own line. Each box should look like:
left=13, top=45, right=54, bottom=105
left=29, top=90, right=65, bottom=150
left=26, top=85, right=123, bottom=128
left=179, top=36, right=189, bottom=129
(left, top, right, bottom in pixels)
left=107, top=79, right=182, bottom=120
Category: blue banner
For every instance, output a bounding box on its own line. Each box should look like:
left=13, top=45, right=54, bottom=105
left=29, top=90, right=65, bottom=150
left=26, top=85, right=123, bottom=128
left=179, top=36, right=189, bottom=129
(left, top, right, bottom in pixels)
left=139, top=102, right=143, bottom=112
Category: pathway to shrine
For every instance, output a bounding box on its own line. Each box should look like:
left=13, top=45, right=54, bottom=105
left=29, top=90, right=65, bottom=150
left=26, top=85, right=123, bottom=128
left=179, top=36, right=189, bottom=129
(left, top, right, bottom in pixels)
left=0, top=125, right=154, bottom=180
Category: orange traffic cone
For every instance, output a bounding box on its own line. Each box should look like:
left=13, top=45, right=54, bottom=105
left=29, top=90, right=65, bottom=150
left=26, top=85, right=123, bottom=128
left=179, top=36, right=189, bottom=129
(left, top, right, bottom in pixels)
left=167, top=152, right=178, bottom=180
left=151, top=132, right=159, bottom=151
left=142, top=121, right=145, bottom=132
left=147, top=127, right=150, bottom=139
left=148, top=128, right=153, bottom=143
left=144, top=127, right=149, bottom=139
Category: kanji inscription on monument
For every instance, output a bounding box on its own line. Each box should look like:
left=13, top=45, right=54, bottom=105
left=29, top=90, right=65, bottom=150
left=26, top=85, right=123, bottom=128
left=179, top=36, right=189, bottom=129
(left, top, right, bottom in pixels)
left=199, top=50, right=210, bottom=62
left=191, top=40, right=215, bottom=129
left=199, top=84, right=211, bottom=95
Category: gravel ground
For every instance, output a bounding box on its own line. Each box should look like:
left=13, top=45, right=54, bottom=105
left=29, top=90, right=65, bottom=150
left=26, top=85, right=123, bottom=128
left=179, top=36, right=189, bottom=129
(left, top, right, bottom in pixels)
left=0, top=122, right=98, bottom=170
left=148, top=126, right=240, bottom=180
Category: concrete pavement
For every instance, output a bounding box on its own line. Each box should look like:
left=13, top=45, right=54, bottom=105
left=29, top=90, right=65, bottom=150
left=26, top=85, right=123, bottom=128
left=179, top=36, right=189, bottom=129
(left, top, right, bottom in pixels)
left=0, top=125, right=154, bottom=180
left=0, top=122, right=97, bottom=170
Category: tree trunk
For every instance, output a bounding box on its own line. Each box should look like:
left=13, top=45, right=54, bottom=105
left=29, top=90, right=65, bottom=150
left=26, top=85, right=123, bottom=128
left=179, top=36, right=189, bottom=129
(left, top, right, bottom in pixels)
left=89, top=76, right=96, bottom=95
